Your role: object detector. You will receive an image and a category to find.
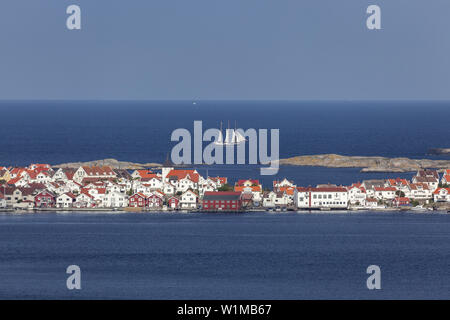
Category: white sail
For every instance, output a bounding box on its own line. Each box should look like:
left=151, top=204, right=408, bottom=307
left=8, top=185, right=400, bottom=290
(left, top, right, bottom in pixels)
left=235, top=130, right=246, bottom=143
left=215, top=131, right=223, bottom=144
left=215, top=121, right=246, bottom=145
left=214, top=122, right=224, bottom=145
left=224, top=129, right=234, bottom=145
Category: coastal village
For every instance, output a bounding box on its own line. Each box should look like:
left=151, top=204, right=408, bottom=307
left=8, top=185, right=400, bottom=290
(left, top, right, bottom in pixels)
left=1, top=163, right=450, bottom=212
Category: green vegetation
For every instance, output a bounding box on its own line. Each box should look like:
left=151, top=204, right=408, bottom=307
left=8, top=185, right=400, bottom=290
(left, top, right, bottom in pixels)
left=410, top=199, right=420, bottom=207
left=218, top=184, right=233, bottom=192
left=395, top=190, right=405, bottom=197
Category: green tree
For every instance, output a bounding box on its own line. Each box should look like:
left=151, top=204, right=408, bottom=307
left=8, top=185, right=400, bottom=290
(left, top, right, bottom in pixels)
left=218, top=184, right=233, bottom=192
left=410, top=199, right=420, bottom=207
left=395, top=190, right=405, bottom=197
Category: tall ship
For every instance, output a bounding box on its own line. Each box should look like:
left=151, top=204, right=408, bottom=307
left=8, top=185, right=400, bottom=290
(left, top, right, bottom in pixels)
left=215, top=121, right=246, bottom=146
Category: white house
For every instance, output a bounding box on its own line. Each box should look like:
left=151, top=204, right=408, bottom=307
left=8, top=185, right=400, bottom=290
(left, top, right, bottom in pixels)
left=441, top=172, right=450, bottom=186
left=273, top=178, right=295, bottom=190
left=162, top=182, right=175, bottom=195
left=180, top=190, right=198, bottom=209
left=73, top=166, right=116, bottom=183
left=364, top=198, right=381, bottom=208
left=373, top=187, right=397, bottom=201
left=262, top=191, right=276, bottom=208
left=175, top=176, right=198, bottom=193
left=0, top=196, right=6, bottom=208
left=411, top=176, right=439, bottom=192
left=145, top=177, right=163, bottom=190
left=294, top=187, right=348, bottom=209
left=102, top=192, right=128, bottom=208
left=74, top=192, right=95, bottom=208
left=347, top=185, right=367, bottom=206
left=56, top=193, right=77, bottom=208
left=408, top=183, right=432, bottom=200
left=433, top=188, right=450, bottom=202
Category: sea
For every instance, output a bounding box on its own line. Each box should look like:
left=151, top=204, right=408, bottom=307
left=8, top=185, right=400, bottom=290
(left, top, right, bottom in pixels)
left=1, top=211, right=450, bottom=300
left=0, top=100, right=449, bottom=299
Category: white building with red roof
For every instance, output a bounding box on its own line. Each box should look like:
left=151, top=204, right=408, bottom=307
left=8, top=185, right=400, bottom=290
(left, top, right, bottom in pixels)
left=373, top=187, right=397, bottom=200
left=166, top=169, right=200, bottom=193
left=433, top=188, right=450, bottom=202
left=347, top=184, right=367, bottom=206
left=408, top=183, right=432, bottom=200
left=440, top=171, right=450, bottom=186
left=74, top=192, right=95, bottom=208
left=273, top=178, right=295, bottom=190
left=74, top=166, right=116, bottom=183
left=56, top=192, right=77, bottom=208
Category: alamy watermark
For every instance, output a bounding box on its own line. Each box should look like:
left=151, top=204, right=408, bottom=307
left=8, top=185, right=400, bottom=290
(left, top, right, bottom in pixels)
left=170, top=121, right=279, bottom=175
left=366, top=265, right=381, bottom=290
left=66, top=265, right=81, bottom=290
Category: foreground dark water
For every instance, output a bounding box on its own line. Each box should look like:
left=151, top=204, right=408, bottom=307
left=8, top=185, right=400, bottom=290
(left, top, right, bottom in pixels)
left=0, top=211, right=449, bottom=299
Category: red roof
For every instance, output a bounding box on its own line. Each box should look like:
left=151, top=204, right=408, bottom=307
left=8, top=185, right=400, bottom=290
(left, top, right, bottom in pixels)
left=296, top=187, right=347, bottom=192
left=135, top=170, right=155, bottom=179
left=234, top=185, right=262, bottom=193
left=7, top=176, right=23, bottom=185
left=209, top=177, right=227, bottom=184
left=278, top=186, right=295, bottom=195
left=374, top=187, right=397, bottom=192
left=236, top=179, right=260, bottom=186
left=82, top=166, right=115, bottom=176
left=167, top=170, right=200, bottom=183
left=409, top=183, right=429, bottom=190
left=10, top=167, right=26, bottom=175
left=65, top=192, right=77, bottom=199
left=433, top=187, right=450, bottom=195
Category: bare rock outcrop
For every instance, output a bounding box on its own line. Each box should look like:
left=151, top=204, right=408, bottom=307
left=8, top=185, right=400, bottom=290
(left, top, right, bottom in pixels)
left=53, top=158, right=162, bottom=170
left=279, top=154, right=450, bottom=172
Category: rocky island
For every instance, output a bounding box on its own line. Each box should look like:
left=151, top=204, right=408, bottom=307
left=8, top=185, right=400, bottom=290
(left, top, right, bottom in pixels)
left=53, top=154, right=450, bottom=173
left=428, top=148, right=450, bottom=155
left=53, top=158, right=162, bottom=170
left=279, top=154, right=450, bottom=172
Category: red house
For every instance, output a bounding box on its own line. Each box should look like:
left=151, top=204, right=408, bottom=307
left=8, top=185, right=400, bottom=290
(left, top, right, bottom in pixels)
left=147, top=193, right=163, bottom=208
left=202, top=192, right=242, bottom=211
left=167, top=196, right=180, bottom=209
left=34, top=190, right=56, bottom=208
left=393, top=197, right=410, bottom=206
left=128, top=193, right=148, bottom=207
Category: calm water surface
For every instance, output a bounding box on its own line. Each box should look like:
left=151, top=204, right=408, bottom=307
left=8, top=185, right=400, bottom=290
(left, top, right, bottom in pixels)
left=0, top=211, right=449, bottom=300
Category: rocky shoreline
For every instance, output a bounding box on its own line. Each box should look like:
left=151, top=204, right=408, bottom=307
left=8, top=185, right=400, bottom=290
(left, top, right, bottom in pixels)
left=279, top=154, right=450, bottom=173
left=53, top=158, right=162, bottom=170
left=428, top=148, right=450, bottom=155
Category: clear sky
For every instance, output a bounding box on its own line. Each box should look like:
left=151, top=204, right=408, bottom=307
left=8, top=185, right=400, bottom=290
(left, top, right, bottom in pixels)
left=0, top=0, right=448, bottom=100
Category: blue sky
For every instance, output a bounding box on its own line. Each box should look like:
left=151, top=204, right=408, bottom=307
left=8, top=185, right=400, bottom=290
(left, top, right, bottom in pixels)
left=0, top=0, right=448, bottom=100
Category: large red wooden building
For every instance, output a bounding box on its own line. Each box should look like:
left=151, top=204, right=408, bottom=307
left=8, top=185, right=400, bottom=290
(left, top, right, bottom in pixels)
left=202, top=192, right=242, bottom=211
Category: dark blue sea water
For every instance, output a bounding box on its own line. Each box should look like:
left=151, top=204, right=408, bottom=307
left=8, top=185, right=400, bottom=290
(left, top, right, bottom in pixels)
left=0, top=100, right=449, bottom=186
left=0, top=211, right=450, bottom=300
